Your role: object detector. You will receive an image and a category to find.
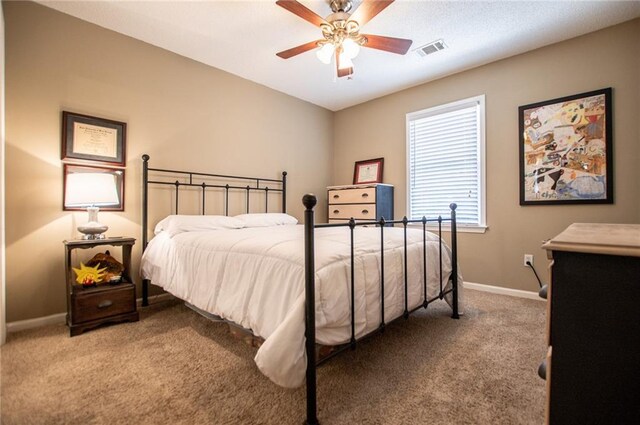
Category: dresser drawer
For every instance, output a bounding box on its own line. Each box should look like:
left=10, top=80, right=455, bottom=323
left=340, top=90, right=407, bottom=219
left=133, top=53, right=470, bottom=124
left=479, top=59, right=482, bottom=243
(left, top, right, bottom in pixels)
left=328, top=187, right=376, bottom=205
left=72, top=283, right=135, bottom=324
left=329, top=204, right=376, bottom=220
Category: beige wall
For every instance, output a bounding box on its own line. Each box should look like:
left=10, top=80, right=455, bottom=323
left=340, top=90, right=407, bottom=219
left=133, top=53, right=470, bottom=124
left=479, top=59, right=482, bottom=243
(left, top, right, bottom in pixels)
left=4, top=2, right=333, bottom=322
left=334, top=19, right=640, bottom=292
left=4, top=2, right=639, bottom=322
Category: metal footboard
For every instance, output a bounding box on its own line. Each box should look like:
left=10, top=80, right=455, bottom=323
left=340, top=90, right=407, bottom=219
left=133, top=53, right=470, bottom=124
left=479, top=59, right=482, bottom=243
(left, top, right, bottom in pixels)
left=302, top=194, right=459, bottom=425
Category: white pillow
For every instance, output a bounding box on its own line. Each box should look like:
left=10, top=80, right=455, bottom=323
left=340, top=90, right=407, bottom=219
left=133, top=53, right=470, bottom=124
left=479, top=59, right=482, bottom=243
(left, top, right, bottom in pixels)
left=234, top=213, right=298, bottom=228
left=154, top=215, right=244, bottom=236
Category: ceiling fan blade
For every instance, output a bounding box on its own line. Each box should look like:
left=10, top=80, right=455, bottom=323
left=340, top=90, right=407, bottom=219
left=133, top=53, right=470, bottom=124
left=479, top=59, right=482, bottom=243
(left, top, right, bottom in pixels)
left=362, top=34, right=413, bottom=55
left=276, top=40, right=322, bottom=59
left=276, top=0, right=327, bottom=27
left=337, top=66, right=354, bottom=78
left=349, top=0, right=394, bottom=27
left=336, top=52, right=354, bottom=78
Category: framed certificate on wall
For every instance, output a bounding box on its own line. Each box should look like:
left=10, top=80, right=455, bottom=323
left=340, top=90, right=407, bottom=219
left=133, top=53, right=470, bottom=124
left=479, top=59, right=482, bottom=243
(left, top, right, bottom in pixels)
left=62, top=111, right=126, bottom=167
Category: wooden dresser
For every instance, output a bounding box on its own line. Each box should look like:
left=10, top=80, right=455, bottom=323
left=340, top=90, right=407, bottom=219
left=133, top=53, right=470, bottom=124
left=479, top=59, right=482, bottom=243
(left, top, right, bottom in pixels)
left=327, top=184, right=393, bottom=224
left=541, top=223, right=640, bottom=424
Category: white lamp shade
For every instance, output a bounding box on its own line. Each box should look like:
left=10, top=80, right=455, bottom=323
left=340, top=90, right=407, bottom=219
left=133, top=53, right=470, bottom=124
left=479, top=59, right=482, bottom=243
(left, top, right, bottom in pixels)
left=342, top=38, right=360, bottom=59
left=316, top=43, right=335, bottom=64
left=338, top=52, right=354, bottom=70
left=65, top=172, right=119, bottom=207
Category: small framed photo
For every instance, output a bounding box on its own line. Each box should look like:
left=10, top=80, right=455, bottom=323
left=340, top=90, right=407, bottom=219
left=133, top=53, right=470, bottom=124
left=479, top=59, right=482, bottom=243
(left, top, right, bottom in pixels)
left=519, top=88, right=613, bottom=205
left=63, top=164, right=125, bottom=211
left=353, top=157, right=384, bottom=184
left=62, top=111, right=126, bottom=166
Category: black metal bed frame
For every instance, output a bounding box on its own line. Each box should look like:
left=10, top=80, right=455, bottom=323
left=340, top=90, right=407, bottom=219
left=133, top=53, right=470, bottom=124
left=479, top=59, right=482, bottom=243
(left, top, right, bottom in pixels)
left=140, top=155, right=459, bottom=425
left=140, top=154, right=286, bottom=305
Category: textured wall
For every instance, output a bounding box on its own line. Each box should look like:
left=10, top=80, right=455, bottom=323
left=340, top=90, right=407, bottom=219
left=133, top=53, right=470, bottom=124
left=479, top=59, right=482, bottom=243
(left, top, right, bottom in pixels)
left=4, top=2, right=333, bottom=321
left=333, top=18, right=640, bottom=292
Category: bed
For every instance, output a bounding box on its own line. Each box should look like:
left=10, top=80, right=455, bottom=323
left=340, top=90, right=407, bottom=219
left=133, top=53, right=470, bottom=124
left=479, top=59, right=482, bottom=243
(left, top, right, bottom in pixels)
left=139, top=155, right=462, bottom=424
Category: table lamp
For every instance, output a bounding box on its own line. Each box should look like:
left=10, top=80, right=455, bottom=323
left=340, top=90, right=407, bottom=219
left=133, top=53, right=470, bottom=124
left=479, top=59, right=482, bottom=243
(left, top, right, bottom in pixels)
left=65, top=172, right=119, bottom=239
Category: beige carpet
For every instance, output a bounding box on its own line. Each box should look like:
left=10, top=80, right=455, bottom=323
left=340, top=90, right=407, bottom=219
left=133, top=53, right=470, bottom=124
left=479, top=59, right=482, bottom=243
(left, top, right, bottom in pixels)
left=1, top=289, right=546, bottom=424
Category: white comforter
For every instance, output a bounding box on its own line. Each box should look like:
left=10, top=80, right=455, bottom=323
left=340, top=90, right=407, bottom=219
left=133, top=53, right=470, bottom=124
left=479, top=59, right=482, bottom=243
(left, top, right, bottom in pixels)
left=141, top=224, right=463, bottom=388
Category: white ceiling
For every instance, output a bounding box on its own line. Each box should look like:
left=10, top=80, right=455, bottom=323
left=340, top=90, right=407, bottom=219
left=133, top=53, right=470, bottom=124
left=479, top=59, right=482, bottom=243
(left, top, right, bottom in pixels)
left=38, top=0, right=640, bottom=111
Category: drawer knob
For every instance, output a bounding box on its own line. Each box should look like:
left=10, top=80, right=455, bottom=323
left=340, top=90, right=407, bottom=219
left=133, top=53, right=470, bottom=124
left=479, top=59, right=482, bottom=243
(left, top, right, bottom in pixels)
left=362, top=209, right=369, bottom=215
left=333, top=209, right=340, bottom=214
left=538, top=359, right=547, bottom=380
left=333, top=194, right=339, bottom=199
left=98, top=300, right=113, bottom=309
left=362, top=193, right=369, bottom=198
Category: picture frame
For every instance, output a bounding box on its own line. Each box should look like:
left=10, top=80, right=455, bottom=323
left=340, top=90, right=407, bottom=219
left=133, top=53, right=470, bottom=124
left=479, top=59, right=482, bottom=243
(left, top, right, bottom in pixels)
left=63, top=164, right=125, bottom=211
left=62, top=111, right=126, bottom=166
left=519, top=88, right=613, bottom=205
left=353, top=157, right=384, bottom=184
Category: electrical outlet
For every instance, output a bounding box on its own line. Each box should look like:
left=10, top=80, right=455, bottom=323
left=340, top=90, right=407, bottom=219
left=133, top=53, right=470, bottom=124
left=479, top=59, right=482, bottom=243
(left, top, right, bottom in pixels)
left=524, top=254, right=534, bottom=267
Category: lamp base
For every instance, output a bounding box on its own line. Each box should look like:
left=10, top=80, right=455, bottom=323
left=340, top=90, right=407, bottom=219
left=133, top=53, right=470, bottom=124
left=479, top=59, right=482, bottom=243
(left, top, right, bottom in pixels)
left=78, top=207, right=108, bottom=240
left=80, top=233, right=107, bottom=240
left=77, top=221, right=108, bottom=239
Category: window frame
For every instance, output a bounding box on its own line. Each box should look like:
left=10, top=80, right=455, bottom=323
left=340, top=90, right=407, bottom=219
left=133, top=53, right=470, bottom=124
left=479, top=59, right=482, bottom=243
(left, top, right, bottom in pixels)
left=405, top=94, right=487, bottom=233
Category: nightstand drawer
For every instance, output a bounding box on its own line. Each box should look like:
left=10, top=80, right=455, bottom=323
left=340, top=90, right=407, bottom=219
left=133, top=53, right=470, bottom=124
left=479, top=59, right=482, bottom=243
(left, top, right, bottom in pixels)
left=329, top=204, right=376, bottom=220
left=72, top=283, right=135, bottom=324
left=328, top=187, right=376, bottom=204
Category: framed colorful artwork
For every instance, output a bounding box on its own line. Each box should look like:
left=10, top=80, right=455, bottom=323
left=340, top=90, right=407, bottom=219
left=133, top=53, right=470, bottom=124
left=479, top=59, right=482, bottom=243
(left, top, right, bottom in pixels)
left=519, top=88, right=613, bottom=205
left=353, top=158, right=384, bottom=184
left=62, top=111, right=127, bottom=166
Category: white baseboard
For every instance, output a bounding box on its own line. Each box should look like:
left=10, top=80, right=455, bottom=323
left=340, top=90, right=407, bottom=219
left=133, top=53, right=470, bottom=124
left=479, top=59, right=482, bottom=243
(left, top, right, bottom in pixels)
left=137, top=292, right=174, bottom=307
left=6, top=293, right=174, bottom=333
left=465, top=281, right=543, bottom=301
left=6, top=312, right=66, bottom=332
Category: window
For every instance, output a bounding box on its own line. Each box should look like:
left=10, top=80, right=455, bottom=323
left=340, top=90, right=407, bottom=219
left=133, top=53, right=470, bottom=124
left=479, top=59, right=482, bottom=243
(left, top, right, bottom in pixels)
left=406, top=95, right=486, bottom=232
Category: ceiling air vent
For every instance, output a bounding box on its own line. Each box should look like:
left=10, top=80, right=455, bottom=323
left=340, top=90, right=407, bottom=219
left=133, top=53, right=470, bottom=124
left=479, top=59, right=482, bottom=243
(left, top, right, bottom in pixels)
left=416, top=39, right=447, bottom=57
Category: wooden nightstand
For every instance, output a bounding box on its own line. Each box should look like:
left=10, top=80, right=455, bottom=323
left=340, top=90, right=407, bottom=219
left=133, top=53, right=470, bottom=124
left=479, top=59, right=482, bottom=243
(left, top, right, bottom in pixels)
left=63, top=237, right=139, bottom=336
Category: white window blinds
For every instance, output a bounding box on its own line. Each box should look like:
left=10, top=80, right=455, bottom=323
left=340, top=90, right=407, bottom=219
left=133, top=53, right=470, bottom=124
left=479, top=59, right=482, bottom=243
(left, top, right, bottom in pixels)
left=407, top=96, right=485, bottom=227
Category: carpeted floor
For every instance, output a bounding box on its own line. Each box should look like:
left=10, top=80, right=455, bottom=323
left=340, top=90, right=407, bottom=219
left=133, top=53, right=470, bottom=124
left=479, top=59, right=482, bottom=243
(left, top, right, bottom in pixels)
left=1, top=289, right=546, bottom=424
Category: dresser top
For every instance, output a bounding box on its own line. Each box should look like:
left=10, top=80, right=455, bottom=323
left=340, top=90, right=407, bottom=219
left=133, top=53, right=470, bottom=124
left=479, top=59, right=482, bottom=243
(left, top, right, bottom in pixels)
left=327, top=183, right=393, bottom=190
left=542, top=223, right=640, bottom=257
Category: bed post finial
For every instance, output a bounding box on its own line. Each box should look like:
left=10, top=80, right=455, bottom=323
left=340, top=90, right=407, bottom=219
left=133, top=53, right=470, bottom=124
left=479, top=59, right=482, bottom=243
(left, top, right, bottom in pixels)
left=303, top=193, right=319, bottom=425
left=303, top=194, right=317, bottom=210
left=142, top=154, right=150, bottom=162
left=449, top=203, right=459, bottom=319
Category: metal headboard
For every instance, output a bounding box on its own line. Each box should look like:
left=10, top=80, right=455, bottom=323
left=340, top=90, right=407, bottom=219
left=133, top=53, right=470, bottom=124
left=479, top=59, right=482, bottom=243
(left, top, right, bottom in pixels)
left=141, top=154, right=287, bottom=305
left=141, top=153, right=287, bottom=249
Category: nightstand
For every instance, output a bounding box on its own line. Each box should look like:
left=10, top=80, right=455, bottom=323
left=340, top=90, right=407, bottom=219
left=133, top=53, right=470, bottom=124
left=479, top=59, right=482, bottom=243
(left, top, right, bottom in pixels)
left=63, top=237, right=139, bottom=336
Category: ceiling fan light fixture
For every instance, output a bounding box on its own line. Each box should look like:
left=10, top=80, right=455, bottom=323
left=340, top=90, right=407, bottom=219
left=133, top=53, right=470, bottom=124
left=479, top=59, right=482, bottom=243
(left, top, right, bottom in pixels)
left=316, top=43, right=335, bottom=64
left=342, top=38, right=360, bottom=59
left=337, top=51, right=354, bottom=70
left=276, top=0, right=412, bottom=79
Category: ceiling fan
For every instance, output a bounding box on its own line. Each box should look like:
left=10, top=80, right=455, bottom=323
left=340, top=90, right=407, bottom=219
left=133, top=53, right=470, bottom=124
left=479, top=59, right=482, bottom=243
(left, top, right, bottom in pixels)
left=276, top=0, right=413, bottom=78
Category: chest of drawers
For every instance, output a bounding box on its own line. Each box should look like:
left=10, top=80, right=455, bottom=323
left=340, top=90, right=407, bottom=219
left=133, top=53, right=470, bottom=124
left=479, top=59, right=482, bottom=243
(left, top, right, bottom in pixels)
left=327, top=184, right=393, bottom=223
left=541, top=223, right=640, bottom=424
